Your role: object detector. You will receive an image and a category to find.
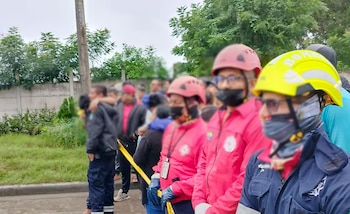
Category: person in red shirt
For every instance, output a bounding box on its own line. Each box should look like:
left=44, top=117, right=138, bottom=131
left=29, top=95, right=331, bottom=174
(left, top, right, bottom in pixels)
left=192, top=44, right=272, bottom=213
left=148, top=76, right=207, bottom=214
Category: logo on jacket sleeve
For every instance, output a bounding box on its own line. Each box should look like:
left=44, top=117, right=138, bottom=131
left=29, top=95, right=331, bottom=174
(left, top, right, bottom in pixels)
left=224, top=136, right=236, bottom=152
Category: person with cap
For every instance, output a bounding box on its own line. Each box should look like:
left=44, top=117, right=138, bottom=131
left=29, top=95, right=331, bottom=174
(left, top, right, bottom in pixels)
left=192, top=44, right=271, bottom=214
left=85, top=85, right=118, bottom=214
left=306, top=44, right=350, bottom=153
left=237, top=50, right=350, bottom=213
left=133, top=104, right=172, bottom=214
left=114, top=83, right=147, bottom=202
left=147, top=76, right=207, bottom=214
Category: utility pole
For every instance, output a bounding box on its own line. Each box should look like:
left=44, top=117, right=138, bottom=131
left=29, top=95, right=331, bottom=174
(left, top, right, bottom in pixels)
left=75, top=0, right=91, bottom=94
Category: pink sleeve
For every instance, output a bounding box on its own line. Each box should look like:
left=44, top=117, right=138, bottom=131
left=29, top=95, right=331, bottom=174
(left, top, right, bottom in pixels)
left=171, top=134, right=206, bottom=199
left=207, top=127, right=271, bottom=214
left=191, top=140, right=208, bottom=208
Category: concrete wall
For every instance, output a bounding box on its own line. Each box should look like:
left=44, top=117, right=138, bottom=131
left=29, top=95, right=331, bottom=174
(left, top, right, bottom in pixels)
left=0, top=79, right=152, bottom=119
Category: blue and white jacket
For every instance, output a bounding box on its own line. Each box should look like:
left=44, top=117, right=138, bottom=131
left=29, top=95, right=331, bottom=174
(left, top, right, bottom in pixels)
left=237, top=126, right=350, bottom=214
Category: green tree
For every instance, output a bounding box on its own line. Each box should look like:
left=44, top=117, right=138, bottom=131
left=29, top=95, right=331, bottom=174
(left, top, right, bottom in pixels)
left=63, top=28, right=115, bottom=72
left=0, top=28, right=115, bottom=89
left=170, top=0, right=327, bottom=75
left=23, top=32, right=66, bottom=88
left=94, top=44, right=169, bottom=81
left=0, top=27, right=26, bottom=88
left=312, top=0, right=350, bottom=41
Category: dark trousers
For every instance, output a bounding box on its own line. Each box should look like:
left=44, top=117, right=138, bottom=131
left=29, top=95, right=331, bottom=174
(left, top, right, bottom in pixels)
left=119, top=151, right=132, bottom=193
left=118, top=140, right=136, bottom=194
left=171, top=200, right=194, bottom=214
left=88, top=154, right=115, bottom=213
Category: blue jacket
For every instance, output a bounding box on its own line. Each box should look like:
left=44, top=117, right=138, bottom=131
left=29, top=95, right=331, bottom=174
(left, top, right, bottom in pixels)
left=322, top=88, right=350, bottom=153
left=238, top=126, right=350, bottom=214
left=148, top=117, right=172, bottom=131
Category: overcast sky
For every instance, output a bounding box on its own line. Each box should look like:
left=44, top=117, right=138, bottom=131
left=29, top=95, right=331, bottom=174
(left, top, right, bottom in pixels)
left=0, top=0, right=202, bottom=68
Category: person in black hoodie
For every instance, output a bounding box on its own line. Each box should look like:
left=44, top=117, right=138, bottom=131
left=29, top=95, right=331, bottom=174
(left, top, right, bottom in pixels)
left=86, top=85, right=118, bottom=214
left=133, top=104, right=172, bottom=214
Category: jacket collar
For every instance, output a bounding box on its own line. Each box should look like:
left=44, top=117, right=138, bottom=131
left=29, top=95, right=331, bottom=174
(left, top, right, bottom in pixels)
left=298, top=126, right=348, bottom=195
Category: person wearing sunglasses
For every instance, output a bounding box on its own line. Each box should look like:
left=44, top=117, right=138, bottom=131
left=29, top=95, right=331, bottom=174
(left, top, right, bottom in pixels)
left=192, top=44, right=271, bottom=214
left=237, top=50, right=350, bottom=214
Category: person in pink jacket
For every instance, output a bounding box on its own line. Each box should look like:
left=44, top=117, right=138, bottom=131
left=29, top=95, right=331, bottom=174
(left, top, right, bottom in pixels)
left=148, top=75, right=207, bottom=214
left=192, top=44, right=272, bottom=214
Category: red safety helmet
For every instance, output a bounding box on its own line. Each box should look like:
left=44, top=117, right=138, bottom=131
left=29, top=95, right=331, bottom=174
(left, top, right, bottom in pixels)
left=167, top=76, right=206, bottom=104
left=211, top=44, right=262, bottom=76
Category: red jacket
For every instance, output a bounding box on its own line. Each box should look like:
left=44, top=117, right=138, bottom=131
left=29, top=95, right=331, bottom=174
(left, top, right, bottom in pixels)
left=153, top=118, right=207, bottom=203
left=192, top=98, right=271, bottom=213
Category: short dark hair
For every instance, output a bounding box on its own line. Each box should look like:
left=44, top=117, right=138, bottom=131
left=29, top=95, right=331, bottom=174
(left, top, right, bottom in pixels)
left=122, top=81, right=135, bottom=87
left=108, top=87, right=120, bottom=95
left=148, top=93, right=167, bottom=109
left=137, top=83, right=146, bottom=92
left=92, top=85, right=107, bottom=97
left=79, top=94, right=90, bottom=110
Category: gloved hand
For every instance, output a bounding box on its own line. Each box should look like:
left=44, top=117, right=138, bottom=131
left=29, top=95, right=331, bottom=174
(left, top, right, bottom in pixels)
left=147, top=173, right=161, bottom=206
left=195, top=202, right=211, bottom=214
left=161, top=186, right=176, bottom=212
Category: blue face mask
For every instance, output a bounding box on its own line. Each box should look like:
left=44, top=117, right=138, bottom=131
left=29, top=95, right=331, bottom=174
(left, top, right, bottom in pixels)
left=262, top=94, right=321, bottom=158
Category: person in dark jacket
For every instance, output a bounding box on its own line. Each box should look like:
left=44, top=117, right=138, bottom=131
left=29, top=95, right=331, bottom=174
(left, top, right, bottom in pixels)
left=237, top=50, right=350, bottom=214
left=86, top=85, right=118, bottom=214
left=114, top=84, right=147, bottom=202
left=133, top=105, right=172, bottom=213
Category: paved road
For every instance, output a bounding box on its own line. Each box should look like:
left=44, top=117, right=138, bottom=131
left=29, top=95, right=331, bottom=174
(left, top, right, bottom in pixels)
left=0, top=190, right=145, bottom=214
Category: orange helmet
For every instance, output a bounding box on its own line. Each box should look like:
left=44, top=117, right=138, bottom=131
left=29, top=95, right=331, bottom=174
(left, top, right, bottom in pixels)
left=167, top=76, right=206, bottom=104
left=211, top=44, right=262, bottom=76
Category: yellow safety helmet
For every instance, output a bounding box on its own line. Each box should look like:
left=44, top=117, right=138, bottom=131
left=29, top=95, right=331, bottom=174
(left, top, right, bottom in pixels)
left=253, top=50, right=343, bottom=106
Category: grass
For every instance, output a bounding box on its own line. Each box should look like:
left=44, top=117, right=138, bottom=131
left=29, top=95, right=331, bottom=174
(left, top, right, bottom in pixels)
left=0, top=133, right=88, bottom=185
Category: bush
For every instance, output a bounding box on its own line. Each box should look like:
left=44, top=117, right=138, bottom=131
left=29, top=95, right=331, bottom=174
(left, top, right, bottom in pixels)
left=41, top=117, right=86, bottom=148
left=0, top=107, right=56, bottom=135
left=57, top=96, right=77, bottom=119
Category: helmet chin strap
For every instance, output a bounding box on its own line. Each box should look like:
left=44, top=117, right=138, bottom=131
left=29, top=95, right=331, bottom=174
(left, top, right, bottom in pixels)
left=240, top=71, right=249, bottom=102
left=269, top=97, right=303, bottom=158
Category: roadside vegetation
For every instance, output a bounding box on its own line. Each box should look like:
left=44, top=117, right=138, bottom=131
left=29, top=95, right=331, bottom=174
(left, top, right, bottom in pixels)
left=0, top=97, right=88, bottom=185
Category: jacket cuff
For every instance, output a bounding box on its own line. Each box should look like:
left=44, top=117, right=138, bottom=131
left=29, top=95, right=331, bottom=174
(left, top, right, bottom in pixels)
left=195, top=203, right=211, bottom=214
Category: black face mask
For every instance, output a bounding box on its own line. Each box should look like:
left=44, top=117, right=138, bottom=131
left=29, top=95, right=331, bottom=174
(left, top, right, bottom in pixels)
left=170, top=106, right=183, bottom=120
left=188, top=105, right=199, bottom=120
left=216, top=89, right=244, bottom=107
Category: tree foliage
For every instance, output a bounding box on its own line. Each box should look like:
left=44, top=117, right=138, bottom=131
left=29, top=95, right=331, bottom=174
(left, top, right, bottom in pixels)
left=0, top=28, right=116, bottom=89
left=93, top=44, right=169, bottom=81
left=0, top=27, right=169, bottom=89
left=170, top=0, right=350, bottom=75
left=0, top=27, right=25, bottom=88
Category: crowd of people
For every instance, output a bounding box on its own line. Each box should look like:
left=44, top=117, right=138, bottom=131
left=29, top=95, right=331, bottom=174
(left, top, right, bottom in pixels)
left=79, top=43, right=350, bottom=214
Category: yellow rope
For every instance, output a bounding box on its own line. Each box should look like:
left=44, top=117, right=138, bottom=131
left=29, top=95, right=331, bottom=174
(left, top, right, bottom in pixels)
left=117, top=139, right=175, bottom=214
